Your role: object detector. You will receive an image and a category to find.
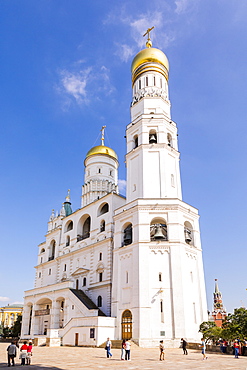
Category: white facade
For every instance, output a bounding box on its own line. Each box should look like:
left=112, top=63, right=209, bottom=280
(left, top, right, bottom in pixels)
left=21, top=41, right=208, bottom=347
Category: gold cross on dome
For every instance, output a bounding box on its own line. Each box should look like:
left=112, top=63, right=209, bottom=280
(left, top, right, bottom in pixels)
left=143, top=26, right=154, bottom=39
left=143, top=26, right=154, bottom=47
left=100, top=125, right=106, bottom=146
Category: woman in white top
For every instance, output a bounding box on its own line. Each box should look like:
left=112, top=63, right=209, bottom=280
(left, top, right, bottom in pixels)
left=125, top=340, right=131, bottom=360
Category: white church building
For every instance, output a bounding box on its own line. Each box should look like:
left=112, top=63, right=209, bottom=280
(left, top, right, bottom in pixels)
left=21, top=32, right=208, bottom=347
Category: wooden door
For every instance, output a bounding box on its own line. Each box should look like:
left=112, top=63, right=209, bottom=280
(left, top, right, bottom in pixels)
left=121, top=310, right=132, bottom=340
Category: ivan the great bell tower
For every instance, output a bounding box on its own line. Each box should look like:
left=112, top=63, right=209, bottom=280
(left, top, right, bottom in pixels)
left=111, top=28, right=208, bottom=346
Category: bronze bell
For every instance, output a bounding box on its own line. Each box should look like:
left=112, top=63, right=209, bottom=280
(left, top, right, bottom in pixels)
left=124, top=227, right=132, bottom=245
left=184, top=228, right=192, bottom=244
left=149, top=134, right=157, bottom=144
left=153, top=224, right=166, bottom=240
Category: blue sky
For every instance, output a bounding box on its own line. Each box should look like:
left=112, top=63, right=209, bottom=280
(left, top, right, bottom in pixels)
left=0, top=0, right=247, bottom=314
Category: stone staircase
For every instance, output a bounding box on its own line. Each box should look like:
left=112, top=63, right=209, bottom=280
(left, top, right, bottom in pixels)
left=99, top=340, right=139, bottom=349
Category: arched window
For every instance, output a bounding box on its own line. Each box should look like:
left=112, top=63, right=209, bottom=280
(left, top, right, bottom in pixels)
left=146, top=76, right=148, bottom=86
left=133, top=135, right=138, bottom=149
left=184, top=221, right=193, bottom=245
left=138, top=79, right=141, bottom=89
left=99, top=252, right=102, bottom=261
left=99, top=272, right=103, bottom=282
left=153, top=76, right=156, bottom=86
left=150, top=218, right=168, bottom=241
left=149, top=129, right=157, bottom=144
left=77, top=215, right=91, bottom=241
left=97, top=295, right=102, bottom=307
left=66, top=235, right=70, bottom=247
left=66, top=221, right=73, bottom=232
left=100, top=220, right=105, bottom=232
left=49, top=240, right=56, bottom=261
left=160, top=300, right=164, bottom=323
left=98, top=203, right=109, bottom=216
left=160, top=78, right=163, bottom=88
left=40, top=248, right=45, bottom=253
left=123, top=224, right=132, bottom=246
left=83, top=277, right=86, bottom=286
left=167, top=133, right=173, bottom=147
left=83, top=216, right=91, bottom=239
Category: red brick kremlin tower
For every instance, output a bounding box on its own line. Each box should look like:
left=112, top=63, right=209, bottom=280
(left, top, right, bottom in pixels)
left=212, top=279, right=227, bottom=327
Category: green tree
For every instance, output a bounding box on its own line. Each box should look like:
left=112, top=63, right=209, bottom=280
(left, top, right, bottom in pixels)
left=222, top=307, right=247, bottom=341
left=199, top=321, right=222, bottom=343
left=11, top=315, right=22, bottom=338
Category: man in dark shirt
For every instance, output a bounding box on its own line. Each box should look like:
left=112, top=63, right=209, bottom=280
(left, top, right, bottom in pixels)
left=181, top=338, right=188, bottom=355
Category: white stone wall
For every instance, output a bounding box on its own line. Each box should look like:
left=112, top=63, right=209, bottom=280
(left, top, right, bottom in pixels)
left=112, top=199, right=208, bottom=344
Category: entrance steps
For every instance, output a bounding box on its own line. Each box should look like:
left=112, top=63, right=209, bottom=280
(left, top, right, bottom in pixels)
left=99, top=340, right=139, bottom=349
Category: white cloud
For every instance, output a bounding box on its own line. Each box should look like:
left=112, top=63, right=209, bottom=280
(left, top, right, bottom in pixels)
left=104, top=2, right=200, bottom=58
left=11, top=301, right=24, bottom=305
left=59, top=67, right=92, bottom=105
left=114, top=43, right=134, bottom=62
left=57, top=64, right=115, bottom=109
left=0, top=296, right=9, bottom=302
left=98, top=66, right=116, bottom=95
left=118, top=179, right=127, bottom=194
left=175, top=0, right=200, bottom=15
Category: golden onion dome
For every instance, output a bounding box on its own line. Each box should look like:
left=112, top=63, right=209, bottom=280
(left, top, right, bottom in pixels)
left=131, top=47, right=169, bottom=84
left=85, top=145, right=118, bottom=161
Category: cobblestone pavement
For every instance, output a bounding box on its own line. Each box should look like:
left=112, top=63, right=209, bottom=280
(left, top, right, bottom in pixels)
left=1, top=343, right=247, bottom=370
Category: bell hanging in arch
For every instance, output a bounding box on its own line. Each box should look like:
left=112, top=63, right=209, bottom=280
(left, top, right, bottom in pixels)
left=153, top=224, right=166, bottom=240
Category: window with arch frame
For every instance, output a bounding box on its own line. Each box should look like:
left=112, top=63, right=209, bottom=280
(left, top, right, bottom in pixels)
left=133, top=135, right=138, bottom=148
left=97, top=295, right=102, bottom=307
left=83, top=277, right=86, bottom=286
left=123, top=224, right=132, bottom=246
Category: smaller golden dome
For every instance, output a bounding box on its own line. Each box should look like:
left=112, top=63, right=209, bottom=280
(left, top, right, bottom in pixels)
left=131, top=47, right=169, bottom=75
left=85, top=145, right=118, bottom=161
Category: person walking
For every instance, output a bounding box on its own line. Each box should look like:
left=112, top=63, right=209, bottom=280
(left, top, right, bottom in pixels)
left=181, top=338, right=188, bottom=355
left=105, top=337, right=112, bottom=358
left=125, top=339, right=131, bottom=361
left=7, top=341, right=17, bottom=367
left=26, top=341, right=33, bottom=365
left=121, top=339, right=126, bottom=360
left=222, top=340, right=227, bottom=354
left=200, top=338, right=207, bottom=360
left=233, top=340, right=240, bottom=358
left=159, top=340, right=165, bottom=360
left=20, top=341, right=28, bottom=366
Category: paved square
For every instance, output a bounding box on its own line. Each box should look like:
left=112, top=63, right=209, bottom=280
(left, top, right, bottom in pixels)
left=1, top=343, right=247, bottom=369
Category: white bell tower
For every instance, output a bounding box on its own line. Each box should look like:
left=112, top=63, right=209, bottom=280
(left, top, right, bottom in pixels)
left=126, top=30, right=182, bottom=203
left=111, top=28, right=208, bottom=347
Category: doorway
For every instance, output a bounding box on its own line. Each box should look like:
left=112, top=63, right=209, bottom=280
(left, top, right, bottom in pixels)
left=121, top=310, right=132, bottom=340
left=75, top=333, right=79, bottom=346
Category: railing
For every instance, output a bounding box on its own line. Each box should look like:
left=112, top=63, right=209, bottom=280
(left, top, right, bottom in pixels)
left=77, top=233, right=90, bottom=242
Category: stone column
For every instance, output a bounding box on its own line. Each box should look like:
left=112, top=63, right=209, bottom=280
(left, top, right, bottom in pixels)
left=20, top=305, right=31, bottom=337
left=50, top=300, right=60, bottom=329
left=30, top=304, right=40, bottom=337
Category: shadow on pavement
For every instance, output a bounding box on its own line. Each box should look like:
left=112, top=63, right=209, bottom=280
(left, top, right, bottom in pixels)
left=0, top=363, right=64, bottom=369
